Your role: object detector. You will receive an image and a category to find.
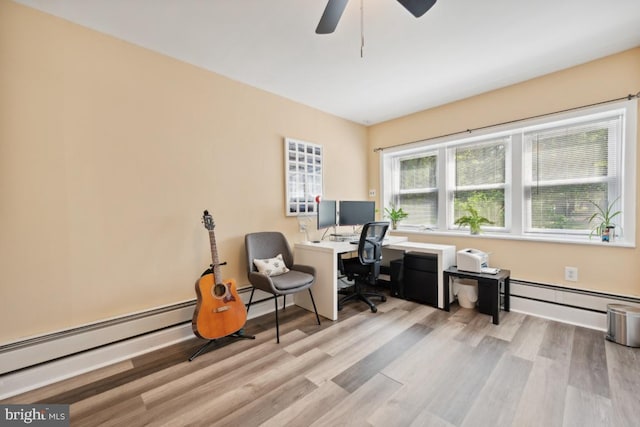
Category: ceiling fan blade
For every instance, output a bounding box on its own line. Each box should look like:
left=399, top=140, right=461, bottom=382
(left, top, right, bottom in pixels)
left=316, top=0, right=349, bottom=34
left=396, top=0, right=437, bottom=18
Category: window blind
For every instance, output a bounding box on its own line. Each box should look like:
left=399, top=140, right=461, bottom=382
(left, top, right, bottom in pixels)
left=453, top=139, right=507, bottom=227
left=397, top=153, right=438, bottom=225
left=524, top=115, right=621, bottom=232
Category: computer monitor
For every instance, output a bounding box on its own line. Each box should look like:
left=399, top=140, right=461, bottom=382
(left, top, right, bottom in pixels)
left=317, top=200, right=337, bottom=229
left=338, top=201, right=375, bottom=226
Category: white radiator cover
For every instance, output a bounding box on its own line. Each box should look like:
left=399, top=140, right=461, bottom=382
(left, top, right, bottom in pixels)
left=0, top=287, right=278, bottom=399
left=0, top=300, right=196, bottom=376
left=0, top=322, right=194, bottom=400
left=2, top=281, right=639, bottom=399
left=509, top=280, right=640, bottom=331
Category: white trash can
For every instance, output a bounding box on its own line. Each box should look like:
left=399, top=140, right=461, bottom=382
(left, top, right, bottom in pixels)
left=453, top=279, right=478, bottom=309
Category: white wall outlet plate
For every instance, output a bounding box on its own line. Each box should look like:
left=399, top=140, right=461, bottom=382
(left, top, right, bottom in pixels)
left=564, top=266, right=578, bottom=282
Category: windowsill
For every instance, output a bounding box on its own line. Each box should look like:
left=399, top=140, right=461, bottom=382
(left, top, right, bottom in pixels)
left=390, top=227, right=636, bottom=248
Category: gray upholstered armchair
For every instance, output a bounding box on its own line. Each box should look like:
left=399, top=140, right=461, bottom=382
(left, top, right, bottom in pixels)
left=244, top=231, right=320, bottom=343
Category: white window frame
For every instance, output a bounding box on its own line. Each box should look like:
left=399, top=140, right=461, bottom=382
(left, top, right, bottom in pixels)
left=389, top=150, right=439, bottom=227
left=521, top=112, right=622, bottom=236
left=380, top=99, right=636, bottom=247
left=446, top=136, right=512, bottom=233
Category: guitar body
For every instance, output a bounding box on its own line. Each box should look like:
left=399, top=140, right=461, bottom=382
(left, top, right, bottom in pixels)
left=192, top=274, right=247, bottom=340
left=191, top=210, right=248, bottom=340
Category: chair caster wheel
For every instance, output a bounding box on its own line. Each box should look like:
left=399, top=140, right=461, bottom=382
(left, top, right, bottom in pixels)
left=381, top=296, right=387, bottom=302
left=371, top=306, right=377, bottom=313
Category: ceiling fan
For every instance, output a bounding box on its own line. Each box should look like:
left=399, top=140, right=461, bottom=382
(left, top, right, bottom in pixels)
left=316, top=0, right=437, bottom=34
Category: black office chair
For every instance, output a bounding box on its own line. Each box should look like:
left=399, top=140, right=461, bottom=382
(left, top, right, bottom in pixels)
left=245, top=231, right=321, bottom=343
left=338, top=221, right=390, bottom=313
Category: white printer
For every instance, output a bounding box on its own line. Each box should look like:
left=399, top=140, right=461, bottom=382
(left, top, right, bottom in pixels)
left=456, top=248, right=489, bottom=273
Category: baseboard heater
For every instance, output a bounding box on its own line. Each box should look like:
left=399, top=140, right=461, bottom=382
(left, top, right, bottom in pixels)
left=0, top=299, right=200, bottom=376
left=0, top=285, right=277, bottom=377
left=509, top=279, right=640, bottom=331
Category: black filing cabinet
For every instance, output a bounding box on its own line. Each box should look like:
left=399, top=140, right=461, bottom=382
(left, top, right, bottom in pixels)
left=402, top=252, right=438, bottom=307
left=390, top=258, right=404, bottom=297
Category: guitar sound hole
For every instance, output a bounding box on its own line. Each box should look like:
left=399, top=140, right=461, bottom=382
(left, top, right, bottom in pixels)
left=213, top=283, right=227, bottom=298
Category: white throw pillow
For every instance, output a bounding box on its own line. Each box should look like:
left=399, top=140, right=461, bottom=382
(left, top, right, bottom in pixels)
left=253, top=254, right=290, bottom=277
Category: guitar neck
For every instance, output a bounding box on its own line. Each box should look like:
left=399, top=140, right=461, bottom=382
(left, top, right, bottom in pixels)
left=209, top=229, right=222, bottom=280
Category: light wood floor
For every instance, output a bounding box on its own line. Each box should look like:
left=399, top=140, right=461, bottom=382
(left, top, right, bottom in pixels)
left=4, top=295, right=640, bottom=426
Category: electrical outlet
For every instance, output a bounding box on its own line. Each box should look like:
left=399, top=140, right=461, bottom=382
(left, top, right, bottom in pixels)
left=299, top=222, right=307, bottom=233
left=565, top=266, right=578, bottom=282
left=369, top=189, right=376, bottom=197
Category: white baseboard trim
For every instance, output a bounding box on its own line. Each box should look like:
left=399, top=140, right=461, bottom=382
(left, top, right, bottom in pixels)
left=0, top=323, right=193, bottom=400
left=0, top=301, right=196, bottom=376
left=510, top=297, right=607, bottom=331
left=509, top=280, right=640, bottom=332
left=0, top=291, right=284, bottom=400
left=6, top=279, right=634, bottom=400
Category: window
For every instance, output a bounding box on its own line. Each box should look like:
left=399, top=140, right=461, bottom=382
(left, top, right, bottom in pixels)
left=381, top=99, right=636, bottom=245
left=523, top=115, right=621, bottom=235
left=389, top=152, right=438, bottom=227
left=450, top=138, right=508, bottom=230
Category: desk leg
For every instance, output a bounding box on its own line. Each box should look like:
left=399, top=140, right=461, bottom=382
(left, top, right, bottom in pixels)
left=477, top=279, right=500, bottom=325
left=293, top=247, right=338, bottom=321
left=504, top=277, right=510, bottom=312
left=491, top=279, right=500, bottom=325
left=442, top=272, right=451, bottom=312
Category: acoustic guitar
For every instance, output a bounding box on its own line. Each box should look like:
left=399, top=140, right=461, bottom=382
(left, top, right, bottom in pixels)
left=192, top=210, right=247, bottom=340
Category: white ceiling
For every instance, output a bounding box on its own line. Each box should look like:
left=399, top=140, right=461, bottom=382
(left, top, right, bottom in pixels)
left=13, top=0, right=640, bottom=125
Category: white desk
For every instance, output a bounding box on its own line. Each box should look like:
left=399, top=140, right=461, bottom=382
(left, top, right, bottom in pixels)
left=293, top=237, right=456, bottom=320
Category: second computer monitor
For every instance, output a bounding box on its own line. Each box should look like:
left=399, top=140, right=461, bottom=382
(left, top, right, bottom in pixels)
left=339, top=201, right=375, bottom=226
left=317, top=199, right=338, bottom=229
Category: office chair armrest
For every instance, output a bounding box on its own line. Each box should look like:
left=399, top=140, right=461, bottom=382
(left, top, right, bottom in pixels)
left=291, top=264, right=316, bottom=276
left=248, top=271, right=278, bottom=295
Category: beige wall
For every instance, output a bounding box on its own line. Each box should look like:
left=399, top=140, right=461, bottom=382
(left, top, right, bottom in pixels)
left=369, top=48, right=640, bottom=296
left=0, top=1, right=368, bottom=343
left=2, top=1, right=639, bottom=345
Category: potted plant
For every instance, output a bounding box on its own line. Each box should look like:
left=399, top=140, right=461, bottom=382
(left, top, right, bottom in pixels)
left=587, top=197, right=621, bottom=242
left=384, top=204, right=409, bottom=230
left=454, top=202, right=494, bottom=235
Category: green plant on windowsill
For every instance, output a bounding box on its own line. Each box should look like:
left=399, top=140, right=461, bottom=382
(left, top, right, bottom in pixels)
left=587, top=197, right=621, bottom=242
left=454, top=202, right=494, bottom=235
left=384, top=204, right=409, bottom=230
